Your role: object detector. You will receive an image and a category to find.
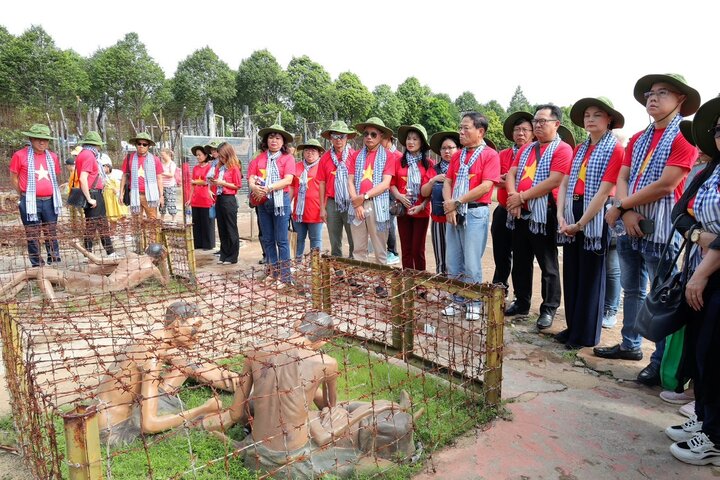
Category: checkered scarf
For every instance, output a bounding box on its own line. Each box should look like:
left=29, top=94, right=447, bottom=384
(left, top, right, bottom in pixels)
left=216, top=165, right=226, bottom=195
left=690, top=162, right=720, bottom=270
left=295, top=160, right=316, bottom=221
left=405, top=152, right=423, bottom=204
left=83, top=146, right=108, bottom=183
left=266, top=151, right=285, bottom=215
left=628, top=114, right=682, bottom=255
left=331, top=146, right=351, bottom=212
left=451, top=145, right=485, bottom=216
left=25, top=146, right=62, bottom=221
left=507, top=136, right=561, bottom=234
left=130, top=152, right=159, bottom=214
left=559, top=131, right=617, bottom=250
left=349, top=146, right=391, bottom=231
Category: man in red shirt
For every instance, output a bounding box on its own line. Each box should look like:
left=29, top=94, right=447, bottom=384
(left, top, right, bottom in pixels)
left=9, top=124, right=63, bottom=267
left=505, top=104, right=573, bottom=329
left=492, top=111, right=534, bottom=292
left=441, top=112, right=501, bottom=320
left=120, top=132, right=164, bottom=220
left=596, top=74, right=700, bottom=387
left=381, top=134, right=402, bottom=265
left=318, top=121, right=356, bottom=259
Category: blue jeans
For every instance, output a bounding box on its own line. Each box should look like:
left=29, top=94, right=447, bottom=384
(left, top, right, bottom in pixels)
left=19, top=196, right=60, bottom=267
left=257, top=193, right=292, bottom=282
left=617, top=235, right=670, bottom=366
left=293, top=221, right=322, bottom=260
left=445, top=206, right=490, bottom=303
left=604, top=243, right=621, bottom=314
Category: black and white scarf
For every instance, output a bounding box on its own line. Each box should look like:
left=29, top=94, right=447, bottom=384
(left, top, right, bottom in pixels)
left=331, top=146, right=351, bottom=212
left=130, top=152, right=159, bottom=214
left=24, top=146, right=62, bottom=221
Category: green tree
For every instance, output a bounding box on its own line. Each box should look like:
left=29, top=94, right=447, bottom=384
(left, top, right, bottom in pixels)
left=396, top=77, right=431, bottom=125
left=455, top=91, right=481, bottom=114
left=482, top=109, right=510, bottom=151
left=483, top=100, right=506, bottom=120
left=507, top=85, right=532, bottom=114
left=421, top=95, right=458, bottom=134
left=171, top=47, right=236, bottom=120
left=287, top=55, right=335, bottom=136
left=334, top=71, right=373, bottom=126
left=236, top=49, right=289, bottom=113
left=371, top=84, right=405, bottom=132
left=560, top=105, right=587, bottom=145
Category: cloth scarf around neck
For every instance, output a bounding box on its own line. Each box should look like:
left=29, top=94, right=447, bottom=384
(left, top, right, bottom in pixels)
left=349, top=146, right=391, bottom=231
left=82, top=146, right=108, bottom=183
left=559, top=130, right=617, bottom=251
left=405, top=152, right=423, bottom=204
left=689, top=162, right=720, bottom=270
left=130, top=152, right=160, bottom=214
left=295, top=160, right=316, bottom=222
left=266, top=151, right=285, bottom=215
left=451, top=145, right=485, bottom=217
left=24, top=146, right=63, bottom=221
left=331, top=146, right=351, bottom=212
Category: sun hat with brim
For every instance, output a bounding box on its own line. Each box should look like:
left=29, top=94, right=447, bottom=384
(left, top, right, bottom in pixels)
left=691, top=97, right=720, bottom=157
left=503, top=112, right=534, bottom=142
left=190, top=145, right=206, bottom=156
left=21, top=124, right=56, bottom=140
left=258, top=124, right=294, bottom=145
left=321, top=120, right=357, bottom=140
left=429, top=131, right=460, bottom=156
left=398, top=124, right=429, bottom=149
left=297, top=138, right=326, bottom=154
left=79, top=131, right=105, bottom=146
left=70, top=145, right=83, bottom=156
left=570, top=97, right=625, bottom=130
left=203, top=140, right=222, bottom=155
left=484, top=137, right=497, bottom=151
left=679, top=120, right=695, bottom=148
left=128, top=132, right=156, bottom=146
left=558, top=125, right=576, bottom=150
left=354, top=117, right=393, bottom=138
left=633, top=73, right=701, bottom=117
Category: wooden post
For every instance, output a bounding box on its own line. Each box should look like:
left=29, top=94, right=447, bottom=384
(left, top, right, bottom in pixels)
left=402, top=276, right=415, bottom=360
left=320, top=256, right=332, bottom=315
left=63, top=405, right=103, bottom=480
left=483, top=285, right=505, bottom=407
left=185, top=223, right=197, bottom=281
left=390, top=272, right=403, bottom=351
left=310, top=249, right=322, bottom=311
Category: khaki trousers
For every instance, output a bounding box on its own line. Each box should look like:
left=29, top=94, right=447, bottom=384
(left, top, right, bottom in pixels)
left=350, top=200, right=388, bottom=265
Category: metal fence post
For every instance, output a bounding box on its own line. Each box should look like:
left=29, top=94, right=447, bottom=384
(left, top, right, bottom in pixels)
left=63, top=405, right=102, bottom=480
left=483, top=285, right=505, bottom=407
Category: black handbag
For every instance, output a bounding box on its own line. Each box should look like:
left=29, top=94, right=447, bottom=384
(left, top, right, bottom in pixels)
left=636, top=218, right=692, bottom=342
left=67, top=171, right=99, bottom=209
left=389, top=199, right=406, bottom=217
left=122, top=154, right=131, bottom=206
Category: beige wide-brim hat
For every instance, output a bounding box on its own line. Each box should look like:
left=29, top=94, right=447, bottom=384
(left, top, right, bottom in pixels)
left=320, top=120, right=357, bottom=140
left=691, top=97, right=720, bottom=157
left=633, top=73, right=701, bottom=117
left=354, top=117, right=393, bottom=138
left=258, top=124, right=294, bottom=144
left=503, top=111, right=534, bottom=142
left=570, top=97, right=625, bottom=130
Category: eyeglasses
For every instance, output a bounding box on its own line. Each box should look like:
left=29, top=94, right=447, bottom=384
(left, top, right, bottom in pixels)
left=513, top=127, right=532, bottom=134
left=136, top=142, right=150, bottom=147
left=363, top=131, right=379, bottom=139
left=643, top=89, right=679, bottom=100
left=330, top=133, right=347, bottom=140
left=440, top=146, right=457, bottom=151
left=710, top=124, right=720, bottom=138
left=531, top=118, right=557, bottom=127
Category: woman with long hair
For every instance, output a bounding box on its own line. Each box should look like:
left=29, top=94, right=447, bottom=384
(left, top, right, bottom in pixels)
left=158, top=148, right=178, bottom=222
left=209, top=142, right=242, bottom=265
left=189, top=145, right=216, bottom=250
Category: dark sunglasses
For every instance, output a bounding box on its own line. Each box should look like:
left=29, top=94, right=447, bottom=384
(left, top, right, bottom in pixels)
left=709, top=124, right=720, bottom=138
left=363, top=131, right=379, bottom=139
left=136, top=142, right=150, bottom=147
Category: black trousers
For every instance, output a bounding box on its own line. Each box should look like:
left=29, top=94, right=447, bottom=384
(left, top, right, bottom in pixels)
left=216, top=195, right=239, bottom=263
left=510, top=206, right=561, bottom=315
left=491, top=205, right=513, bottom=288
left=191, top=206, right=215, bottom=250
left=83, top=189, right=114, bottom=255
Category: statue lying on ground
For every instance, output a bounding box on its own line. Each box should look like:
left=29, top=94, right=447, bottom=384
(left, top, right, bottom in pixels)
left=95, top=301, right=239, bottom=447
left=201, top=312, right=423, bottom=479
left=0, top=242, right=169, bottom=302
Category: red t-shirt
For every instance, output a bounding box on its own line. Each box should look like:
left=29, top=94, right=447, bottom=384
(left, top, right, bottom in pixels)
left=446, top=147, right=501, bottom=204
left=75, top=150, right=104, bottom=190
left=292, top=161, right=322, bottom=223
left=496, top=147, right=520, bottom=207
left=572, top=143, right=624, bottom=195
left=392, top=156, right=431, bottom=217
left=213, top=166, right=242, bottom=196
left=121, top=154, right=164, bottom=193
left=512, top=141, right=573, bottom=203
left=316, top=147, right=356, bottom=199
left=9, top=147, right=60, bottom=196
left=347, top=148, right=396, bottom=195
left=624, top=128, right=696, bottom=202
left=190, top=163, right=214, bottom=208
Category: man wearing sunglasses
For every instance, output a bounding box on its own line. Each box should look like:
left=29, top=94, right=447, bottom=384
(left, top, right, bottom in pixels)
left=597, top=74, right=700, bottom=387
left=120, top=132, right=164, bottom=221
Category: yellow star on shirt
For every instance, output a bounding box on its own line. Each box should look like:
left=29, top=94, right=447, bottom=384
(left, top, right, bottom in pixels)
left=520, top=161, right=537, bottom=184
left=361, top=164, right=374, bottom=182
left=469, top=173, right=476, bottom=180
left=578, top=160, right=588, bottom=183
left=259, top=168, right=267, bottom=180
left=401, top=176, right=407, bottom=182
left=138, top=166, right=145, bottom=179
left=35, top=164, right=50, bottom=182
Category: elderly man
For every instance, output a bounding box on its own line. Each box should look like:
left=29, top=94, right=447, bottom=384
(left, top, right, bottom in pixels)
left=119, top=132, right=164, bottom=219
left=9, top=124, right=63, bottom=267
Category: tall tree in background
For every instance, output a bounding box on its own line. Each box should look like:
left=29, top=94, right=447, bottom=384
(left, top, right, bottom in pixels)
left=455, top=91, right=481, bottom=114
left=334, top=71, right=373, bottom=127
left=371, top=84, right=406, bottom=132
left=421, top=94, right=459, bottom=133
left=507, top=85, right=532, bottom=114
left=287, top=55, right=335, bottom=137
left=396, top=77, right=431, bottom=125
left=560, top=105, right=587, bottom=145
left=235, top=49, right=290, bottom=128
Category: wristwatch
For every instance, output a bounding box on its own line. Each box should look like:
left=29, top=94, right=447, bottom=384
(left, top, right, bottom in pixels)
left=363, top=193, right=370, bottom=201
left=454, top=200, right=462, bottom=209
left=690, top=228, right=705, bottom=243
left=612, top=198, right=626, bottom=213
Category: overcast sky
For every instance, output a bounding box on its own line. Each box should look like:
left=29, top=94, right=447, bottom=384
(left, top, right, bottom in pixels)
left=3, top=0, right=717, bottom=140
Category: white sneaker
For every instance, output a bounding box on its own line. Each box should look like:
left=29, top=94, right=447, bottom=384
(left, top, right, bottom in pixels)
left=441, top=303, right=461, bottom=316
left=106, top=252, right=120, bottom=260
left=670, top=432, right=720, bottom=466
left=386, top=253, right=400, bottom=265
left=601, top=312, right=617, bottom=328
left=465, top=303, right=482, bottom=321
left=666, top=415, right=703, bottom=442
left=680, top=401, right=696, bottom=419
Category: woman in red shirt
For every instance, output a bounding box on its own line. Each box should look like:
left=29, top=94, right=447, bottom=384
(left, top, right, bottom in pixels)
left=391, top=124, right=432, bottom=271
left=292, top=139, right=324, bottom=261
left=209, top=142, right=243, bottom=265
left=189, top=145, right=216, bottom=250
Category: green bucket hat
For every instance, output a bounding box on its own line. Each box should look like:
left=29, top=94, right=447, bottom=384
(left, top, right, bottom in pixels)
left=354, top=117, right=393, bottom=138
left=429, top=131, right=460, bottom=156
left=258, top=124, right=294, bottom=145
left=679, top=120, right=695, bottom=148
left=321, top=120, right=357, bottom=140
left=190, top=145, right=206, bottom=156
left=203, top=139, right=222, bottom=154
left=128, top=132, right=156, bottom=146
left=691, top=97, right=720, bottom=157
left=558, top=125, right=576, bottom=150
left=633, top=73, right=701, bottom=117
left=398, top=124, right=429, bottom=149
left=297, top=138, right=326, bottom=154
left=79, top=130, right=105, bottom=146
left=570, top=97, right=625, bottom=130
left=21, top=123, right=56, bottom=140
left=503, top=111, right=534, bottom=142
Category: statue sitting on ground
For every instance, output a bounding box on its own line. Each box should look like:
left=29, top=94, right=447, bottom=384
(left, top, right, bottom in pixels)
left=0, top=242, right=170, bottom=302
left=95, top=301, right=239, bottom=447
left=201, top=311, right=422, bottom=479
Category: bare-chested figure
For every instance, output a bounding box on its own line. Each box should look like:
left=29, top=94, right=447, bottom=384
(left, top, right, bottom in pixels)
left=202, top=312, right=421, bottom=479
left=95, top=301, right=238, bottom=447
left=0, top=242, right=169, bottom=302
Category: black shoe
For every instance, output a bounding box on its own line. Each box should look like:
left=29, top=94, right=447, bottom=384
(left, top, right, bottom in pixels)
left=536, top=313, right=554, bottom=330
left=504, top=302, right=529, bottom=316
left=637, top=363, right=661, bottom=386
left=375, top=286, right=388, bottom=298
left=554, top=329, right=569, bottom=344
left=593, top=344, right=643, bottom=361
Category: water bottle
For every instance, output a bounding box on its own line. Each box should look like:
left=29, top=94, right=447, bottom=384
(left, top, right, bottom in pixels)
left=611, top=219, right=626, bottom=237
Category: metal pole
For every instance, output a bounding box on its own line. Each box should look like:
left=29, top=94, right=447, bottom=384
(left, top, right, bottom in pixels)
left=62, top=405, right=102, bottom=480
left=483, top=285, right=505, bottom=407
